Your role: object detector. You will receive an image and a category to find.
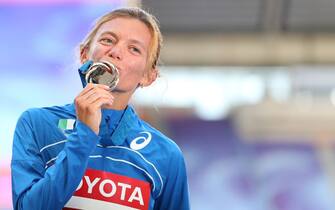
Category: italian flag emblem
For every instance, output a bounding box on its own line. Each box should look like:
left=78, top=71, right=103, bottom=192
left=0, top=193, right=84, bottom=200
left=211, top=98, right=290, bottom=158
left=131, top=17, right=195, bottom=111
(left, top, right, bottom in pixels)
left=58, top=119, right=75, bottom=130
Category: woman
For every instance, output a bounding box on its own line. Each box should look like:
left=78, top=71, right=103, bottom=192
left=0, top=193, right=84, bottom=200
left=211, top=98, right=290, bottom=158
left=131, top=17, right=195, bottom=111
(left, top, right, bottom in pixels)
left=11, top=7, right=190, bottom=210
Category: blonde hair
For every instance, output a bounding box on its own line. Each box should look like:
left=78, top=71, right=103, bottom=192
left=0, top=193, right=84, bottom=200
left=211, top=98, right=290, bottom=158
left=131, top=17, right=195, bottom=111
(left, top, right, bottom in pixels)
left=80, top=7, right=163, bottom=70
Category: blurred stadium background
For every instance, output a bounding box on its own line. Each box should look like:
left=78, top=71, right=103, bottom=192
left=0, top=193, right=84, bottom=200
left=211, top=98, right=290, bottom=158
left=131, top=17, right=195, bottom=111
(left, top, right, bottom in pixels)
left=2, top=0, right=335, bottom=209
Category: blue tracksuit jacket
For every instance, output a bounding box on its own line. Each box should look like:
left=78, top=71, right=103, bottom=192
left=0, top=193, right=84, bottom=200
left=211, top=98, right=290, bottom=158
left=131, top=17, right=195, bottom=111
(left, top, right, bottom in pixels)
left=11, top=103, right=190, bottom=210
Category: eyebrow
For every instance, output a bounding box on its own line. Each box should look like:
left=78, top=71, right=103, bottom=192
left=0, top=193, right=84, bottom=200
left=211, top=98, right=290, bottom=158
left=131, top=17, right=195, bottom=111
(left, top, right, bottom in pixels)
left=100, top=31, right=146, bottom=51
left=100, top=31, right=117, bottom=38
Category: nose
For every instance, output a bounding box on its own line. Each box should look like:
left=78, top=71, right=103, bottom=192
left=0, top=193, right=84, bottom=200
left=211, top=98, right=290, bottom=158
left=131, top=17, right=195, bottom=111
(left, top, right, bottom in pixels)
left=107, top=44, right=123, bottom=61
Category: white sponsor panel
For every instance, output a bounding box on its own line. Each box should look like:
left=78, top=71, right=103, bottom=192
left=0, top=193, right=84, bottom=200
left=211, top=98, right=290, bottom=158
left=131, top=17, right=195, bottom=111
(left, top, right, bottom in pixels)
left=65, top=196, right=138, bottom=210
left=63, top=169, right=150, bottom=210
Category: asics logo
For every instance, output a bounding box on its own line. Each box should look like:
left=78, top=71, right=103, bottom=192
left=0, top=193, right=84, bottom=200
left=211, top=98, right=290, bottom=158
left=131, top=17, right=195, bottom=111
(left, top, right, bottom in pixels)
left=130, top=132, right=152, bottom=150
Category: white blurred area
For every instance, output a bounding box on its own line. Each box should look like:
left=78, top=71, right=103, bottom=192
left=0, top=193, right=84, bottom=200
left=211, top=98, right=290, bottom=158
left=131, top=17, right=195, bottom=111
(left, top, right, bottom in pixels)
left=134, top=66, right=268, bottom=120
left=133, top=65, right=335, bottom=125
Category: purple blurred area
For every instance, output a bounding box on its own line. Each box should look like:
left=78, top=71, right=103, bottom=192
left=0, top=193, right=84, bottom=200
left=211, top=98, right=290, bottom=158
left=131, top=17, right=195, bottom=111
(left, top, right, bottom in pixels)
left=169, top=117, right=335, bottom=210
left=0, top=3, right=125, bottom=209
left=0, top=3, right=122, bottom=76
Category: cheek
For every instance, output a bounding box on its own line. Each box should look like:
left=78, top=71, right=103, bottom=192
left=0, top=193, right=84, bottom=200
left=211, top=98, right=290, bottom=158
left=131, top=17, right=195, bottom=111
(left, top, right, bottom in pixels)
left=126, top=57, right=148, bottom=76
left=120, top=61, right=147, bottom=85
left=121, top=65, right=143, bottom=80
left=88, top=45, right=106, bottom=61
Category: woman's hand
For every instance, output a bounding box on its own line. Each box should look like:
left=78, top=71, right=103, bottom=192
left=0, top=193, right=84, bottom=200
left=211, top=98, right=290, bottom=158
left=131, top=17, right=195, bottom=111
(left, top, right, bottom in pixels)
left=74, top=83, right=114, bottom=135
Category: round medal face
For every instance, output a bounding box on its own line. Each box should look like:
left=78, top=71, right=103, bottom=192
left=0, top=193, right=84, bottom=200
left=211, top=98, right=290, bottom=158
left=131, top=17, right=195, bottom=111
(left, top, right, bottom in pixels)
left=85, top=61, right=119, bottom=90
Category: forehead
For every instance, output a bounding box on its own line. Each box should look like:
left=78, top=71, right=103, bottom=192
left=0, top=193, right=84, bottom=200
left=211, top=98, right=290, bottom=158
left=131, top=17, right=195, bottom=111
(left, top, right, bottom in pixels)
left=95, top=17, right=152, bottom=48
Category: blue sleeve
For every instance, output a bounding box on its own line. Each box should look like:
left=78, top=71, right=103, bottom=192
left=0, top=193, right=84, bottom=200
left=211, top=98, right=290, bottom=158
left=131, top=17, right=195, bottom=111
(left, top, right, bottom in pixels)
left=11, top=110, right=100, bottom=210
left=154, top=148, right=190, bottom=210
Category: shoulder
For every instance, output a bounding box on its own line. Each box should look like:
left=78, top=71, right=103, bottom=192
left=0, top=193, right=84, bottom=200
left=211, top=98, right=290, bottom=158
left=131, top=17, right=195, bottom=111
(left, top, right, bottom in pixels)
left=14, top=104, right=75, bottom=154
left=136, top=120, right=187, bottom=188
left=138, top=119, right=184, bottom=160
left=15, top=103, right=75, bottom=142
left=18, top=103, right=75, bottom=124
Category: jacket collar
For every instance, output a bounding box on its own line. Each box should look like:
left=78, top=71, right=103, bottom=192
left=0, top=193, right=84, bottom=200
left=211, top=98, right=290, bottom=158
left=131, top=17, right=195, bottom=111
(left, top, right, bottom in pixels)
left=68, top=103, right=142, bottom=146
left=104, top=105, right=142, bottom=145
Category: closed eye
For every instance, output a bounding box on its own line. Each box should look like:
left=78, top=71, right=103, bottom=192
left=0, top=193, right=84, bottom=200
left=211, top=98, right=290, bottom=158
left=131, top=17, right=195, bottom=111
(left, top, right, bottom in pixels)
left=100, top=38, right=115, bottom=45
left=130, top=46, right=141, bottom=55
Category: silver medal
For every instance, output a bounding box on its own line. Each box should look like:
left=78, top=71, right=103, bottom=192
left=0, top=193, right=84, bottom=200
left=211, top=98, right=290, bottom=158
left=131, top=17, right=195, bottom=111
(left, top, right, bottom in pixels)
left=85, top=61, right=119, bottom=90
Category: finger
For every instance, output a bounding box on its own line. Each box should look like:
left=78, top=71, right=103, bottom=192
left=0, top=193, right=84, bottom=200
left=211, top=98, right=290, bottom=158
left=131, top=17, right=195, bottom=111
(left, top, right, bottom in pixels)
left=80, top=87, right=113, bottom=102
left=92, top=83, right=110, bottom=90
left=77, top=83, right=95, bottom=98
left=77, top=94, right=112, bottom=114
left=89, top=95, right=114, bottom=110
left=85, top=92, right=114, bottom=105
left=77, top=83, right=110, bottom=98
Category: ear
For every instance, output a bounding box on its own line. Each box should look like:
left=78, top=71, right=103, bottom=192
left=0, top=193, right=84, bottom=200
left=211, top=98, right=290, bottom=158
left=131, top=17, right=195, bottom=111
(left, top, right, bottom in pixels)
left=80, top=46, right=89, bottom=64
left=140, top=67, right=158, bottom=87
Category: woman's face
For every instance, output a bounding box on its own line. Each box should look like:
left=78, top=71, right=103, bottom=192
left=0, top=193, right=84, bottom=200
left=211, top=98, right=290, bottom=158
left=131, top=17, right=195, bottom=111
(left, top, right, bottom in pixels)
left=82, top=17, right=155, bottom=93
